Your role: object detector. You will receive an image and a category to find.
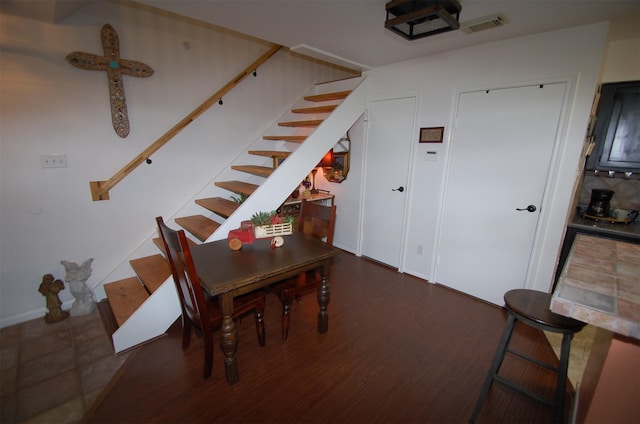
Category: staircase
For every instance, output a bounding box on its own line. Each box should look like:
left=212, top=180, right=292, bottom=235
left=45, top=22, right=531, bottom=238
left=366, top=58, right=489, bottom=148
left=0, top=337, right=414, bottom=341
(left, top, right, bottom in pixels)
left=99, top=76, right=368, bottom=353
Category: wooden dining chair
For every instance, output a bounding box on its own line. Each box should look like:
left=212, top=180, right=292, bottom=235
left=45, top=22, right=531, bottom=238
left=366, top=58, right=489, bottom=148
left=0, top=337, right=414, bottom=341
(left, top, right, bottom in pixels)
left=269, top=201, right=336, bottom=339
left=156, top=216, right=266, bottom=379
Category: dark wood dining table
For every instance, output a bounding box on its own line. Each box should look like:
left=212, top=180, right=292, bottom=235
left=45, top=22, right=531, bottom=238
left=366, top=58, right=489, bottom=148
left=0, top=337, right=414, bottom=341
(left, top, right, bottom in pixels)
left=190, top=231, right=341, bottom=385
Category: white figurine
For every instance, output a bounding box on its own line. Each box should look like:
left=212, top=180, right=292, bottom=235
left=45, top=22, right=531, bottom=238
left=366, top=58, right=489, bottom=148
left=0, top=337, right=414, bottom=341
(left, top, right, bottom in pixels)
left=60, top=258, right=96, bottom=316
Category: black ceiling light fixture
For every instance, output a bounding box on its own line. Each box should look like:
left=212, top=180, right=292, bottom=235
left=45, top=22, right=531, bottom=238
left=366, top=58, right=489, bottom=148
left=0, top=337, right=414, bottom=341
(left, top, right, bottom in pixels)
left=385, top=0, right=462, bottom=40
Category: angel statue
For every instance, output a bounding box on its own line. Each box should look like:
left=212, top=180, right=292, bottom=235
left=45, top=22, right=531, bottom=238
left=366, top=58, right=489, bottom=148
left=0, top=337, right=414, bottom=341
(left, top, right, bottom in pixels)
left=60, top=258, right=96, bottom=316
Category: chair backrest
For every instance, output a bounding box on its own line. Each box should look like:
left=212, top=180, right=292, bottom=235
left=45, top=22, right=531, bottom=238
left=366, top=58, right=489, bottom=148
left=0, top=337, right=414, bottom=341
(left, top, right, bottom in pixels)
left=297, top=201, right=336, bottom=246
left=156, top=216, right=210, bottom=330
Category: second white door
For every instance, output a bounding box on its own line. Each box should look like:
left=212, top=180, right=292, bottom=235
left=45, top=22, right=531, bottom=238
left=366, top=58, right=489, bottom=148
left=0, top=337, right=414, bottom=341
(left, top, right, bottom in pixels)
left=436, top=83, right=566, bottom=305
left=361, top=97, right=415, bottom=268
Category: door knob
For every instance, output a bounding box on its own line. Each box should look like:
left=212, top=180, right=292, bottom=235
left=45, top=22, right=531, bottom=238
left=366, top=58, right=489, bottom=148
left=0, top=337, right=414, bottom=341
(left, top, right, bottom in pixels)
left=392, top=186, right=405, bottom=192
left=516, top=205, right=537, bottom=213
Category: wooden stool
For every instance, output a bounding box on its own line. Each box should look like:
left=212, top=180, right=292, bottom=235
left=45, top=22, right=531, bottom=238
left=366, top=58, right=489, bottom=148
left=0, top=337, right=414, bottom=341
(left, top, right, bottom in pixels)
left=470, top=289, right=586, bottom=423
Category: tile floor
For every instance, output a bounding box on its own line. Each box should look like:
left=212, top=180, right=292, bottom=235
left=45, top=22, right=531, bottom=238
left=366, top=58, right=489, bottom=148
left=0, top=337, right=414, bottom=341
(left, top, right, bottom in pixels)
left=0, top=308, right=133, bottom=423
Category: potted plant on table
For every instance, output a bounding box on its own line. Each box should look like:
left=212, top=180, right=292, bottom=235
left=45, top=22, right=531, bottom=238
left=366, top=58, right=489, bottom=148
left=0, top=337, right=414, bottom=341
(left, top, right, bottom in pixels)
left=251, top=211, right=293, bottom=239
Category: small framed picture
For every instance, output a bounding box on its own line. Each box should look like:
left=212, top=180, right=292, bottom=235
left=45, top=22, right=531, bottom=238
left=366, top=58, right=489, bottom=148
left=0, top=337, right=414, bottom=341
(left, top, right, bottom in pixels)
left=419, top=127, right=444, bottom=143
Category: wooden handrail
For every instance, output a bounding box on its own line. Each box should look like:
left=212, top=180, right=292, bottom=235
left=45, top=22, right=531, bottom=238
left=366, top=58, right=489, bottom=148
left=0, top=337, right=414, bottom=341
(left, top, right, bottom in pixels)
left=90, top=44, right=283, bottom=201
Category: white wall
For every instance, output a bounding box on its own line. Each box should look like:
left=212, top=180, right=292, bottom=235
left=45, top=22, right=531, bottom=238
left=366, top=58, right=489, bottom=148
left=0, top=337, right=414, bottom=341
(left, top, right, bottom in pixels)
left=0, top=2, right=353, bottom=326
left=332, top=23, right=609, bottom=293
left=601, top=38, right=640, bottom=83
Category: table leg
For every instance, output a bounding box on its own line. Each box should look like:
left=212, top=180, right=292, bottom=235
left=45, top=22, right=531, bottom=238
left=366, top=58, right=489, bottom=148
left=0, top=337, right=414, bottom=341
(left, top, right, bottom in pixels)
left=317, top=266, right=330, bottom=333
left=219, top=292, right=239, bottom=385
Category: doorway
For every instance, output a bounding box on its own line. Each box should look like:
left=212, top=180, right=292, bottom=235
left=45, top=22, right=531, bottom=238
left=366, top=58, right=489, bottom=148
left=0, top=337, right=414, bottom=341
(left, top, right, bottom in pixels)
left=435, top=83, right=567, bottom=305
left=361, top=97, right=416, bottom=268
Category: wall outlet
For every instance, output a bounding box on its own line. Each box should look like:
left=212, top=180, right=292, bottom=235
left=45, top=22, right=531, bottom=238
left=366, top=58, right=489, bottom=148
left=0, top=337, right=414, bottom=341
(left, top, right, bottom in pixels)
left=40, top=154, right=67, bottom=168
left=417, top=244, right=423, bottom=255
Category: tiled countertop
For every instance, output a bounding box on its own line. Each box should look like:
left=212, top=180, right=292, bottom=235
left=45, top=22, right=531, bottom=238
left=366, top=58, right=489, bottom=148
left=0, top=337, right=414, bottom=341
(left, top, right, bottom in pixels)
left=551, top=234, right=640, bottom=339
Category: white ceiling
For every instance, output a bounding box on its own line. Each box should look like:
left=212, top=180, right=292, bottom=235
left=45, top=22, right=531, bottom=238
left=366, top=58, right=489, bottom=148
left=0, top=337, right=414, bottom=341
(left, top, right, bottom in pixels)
left=135, top=0, right=640, bottom=71
left=3, top=0, right=639, bottom=71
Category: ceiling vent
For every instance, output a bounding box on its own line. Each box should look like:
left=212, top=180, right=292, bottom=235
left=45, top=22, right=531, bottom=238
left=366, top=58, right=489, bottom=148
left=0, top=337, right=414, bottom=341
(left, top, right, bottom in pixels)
left=385, top=0, right=462, bottom=41
left=461, top=14, right=506, bottom=33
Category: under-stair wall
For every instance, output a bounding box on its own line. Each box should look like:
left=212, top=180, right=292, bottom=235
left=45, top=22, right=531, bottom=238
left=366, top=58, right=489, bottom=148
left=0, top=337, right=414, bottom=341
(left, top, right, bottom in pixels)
left=103, top=76, right=368, bottom=352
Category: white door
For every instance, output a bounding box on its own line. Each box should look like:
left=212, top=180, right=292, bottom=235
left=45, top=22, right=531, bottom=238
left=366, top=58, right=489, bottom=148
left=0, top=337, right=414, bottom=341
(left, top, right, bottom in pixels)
left=436, top=83, right=566, bottom=305
left=361, top=97, right=415, bottom=267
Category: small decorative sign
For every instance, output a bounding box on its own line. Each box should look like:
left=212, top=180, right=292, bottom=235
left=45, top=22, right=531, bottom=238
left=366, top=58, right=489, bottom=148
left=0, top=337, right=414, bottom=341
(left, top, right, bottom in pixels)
left=419, top=127, right=444, bottom=143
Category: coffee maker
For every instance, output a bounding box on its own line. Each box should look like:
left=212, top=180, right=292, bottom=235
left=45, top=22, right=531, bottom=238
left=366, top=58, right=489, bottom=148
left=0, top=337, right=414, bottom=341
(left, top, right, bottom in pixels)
left=586, top=189, right=614, bottom=218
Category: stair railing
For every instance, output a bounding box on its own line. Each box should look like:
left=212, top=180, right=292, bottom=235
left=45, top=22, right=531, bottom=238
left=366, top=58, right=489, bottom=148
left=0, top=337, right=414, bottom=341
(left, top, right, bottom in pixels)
left=89, top=44, right=283, bottom=201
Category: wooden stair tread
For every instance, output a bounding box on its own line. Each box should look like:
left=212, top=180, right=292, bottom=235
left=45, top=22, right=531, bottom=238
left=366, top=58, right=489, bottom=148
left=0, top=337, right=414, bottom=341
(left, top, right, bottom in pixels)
left=278, top=119, right=323, bottom=127
left=231, top=165, right=274, bottom=178
left=249, top=150, right=291, bottom=158
left=153, top=237, right=197, bottom=255
left=153, top=237, right=165, bottom=253
left=215, top=180, right=259, bottom=196
left=104, top=277, right=150, bottom=327
left=195, top=197, right=239, bottom=218
left=262, top=135, right=307, bottom=142
left=175, top=215, right=221, bottom=242
left=292, top=105, right=337, bottom=114
left=304, top=90, right=350, bottom=102
left=130, top=254, right=171, bottom=294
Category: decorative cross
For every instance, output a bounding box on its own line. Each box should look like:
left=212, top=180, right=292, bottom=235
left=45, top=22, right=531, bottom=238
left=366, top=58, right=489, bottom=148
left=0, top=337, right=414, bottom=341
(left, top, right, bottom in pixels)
left=66, top=24, right=154, bottom=138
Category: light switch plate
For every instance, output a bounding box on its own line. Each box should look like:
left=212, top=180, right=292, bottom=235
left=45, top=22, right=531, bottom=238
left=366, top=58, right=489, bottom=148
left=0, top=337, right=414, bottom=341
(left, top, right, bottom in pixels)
left=40, top=154, right=67, bottom=168
left=424, top=151, right=438, bottom=162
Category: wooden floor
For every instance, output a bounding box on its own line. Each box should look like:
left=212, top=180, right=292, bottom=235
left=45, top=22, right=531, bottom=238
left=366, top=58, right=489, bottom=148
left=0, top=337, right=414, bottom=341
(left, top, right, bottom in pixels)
left=85, top=252, right=573, bottom=423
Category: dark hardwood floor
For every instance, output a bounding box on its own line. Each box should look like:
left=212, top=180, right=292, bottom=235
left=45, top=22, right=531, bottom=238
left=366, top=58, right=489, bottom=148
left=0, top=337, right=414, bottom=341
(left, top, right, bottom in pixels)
left=85, top=251, right=571, bottom=423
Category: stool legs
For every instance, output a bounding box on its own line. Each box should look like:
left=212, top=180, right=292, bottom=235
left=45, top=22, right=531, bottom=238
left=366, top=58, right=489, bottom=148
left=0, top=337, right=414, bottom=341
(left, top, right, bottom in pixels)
left=470, top=311, right=575, bottom=424
left=469, top=313, right=516, bottom=423
left=554, top=332, right=574, bottom=423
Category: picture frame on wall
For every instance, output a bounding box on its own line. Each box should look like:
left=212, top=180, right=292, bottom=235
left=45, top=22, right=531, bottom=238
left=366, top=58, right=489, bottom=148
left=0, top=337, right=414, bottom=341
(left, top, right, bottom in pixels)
left=419, top=127, right=444, bottom=143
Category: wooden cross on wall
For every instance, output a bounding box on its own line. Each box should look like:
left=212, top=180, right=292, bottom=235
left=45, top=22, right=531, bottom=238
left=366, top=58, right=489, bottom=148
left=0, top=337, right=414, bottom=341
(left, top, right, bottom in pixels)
left=66, top=24, right=154, bottom=138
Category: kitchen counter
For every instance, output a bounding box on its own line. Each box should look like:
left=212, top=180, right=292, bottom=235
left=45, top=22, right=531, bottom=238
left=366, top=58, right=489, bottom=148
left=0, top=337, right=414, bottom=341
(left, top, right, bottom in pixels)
left=551, top=233, right=640, bottom=338
left=553, top=216, right=639, bottom=289
left=550, top=233, right=640, bottom=423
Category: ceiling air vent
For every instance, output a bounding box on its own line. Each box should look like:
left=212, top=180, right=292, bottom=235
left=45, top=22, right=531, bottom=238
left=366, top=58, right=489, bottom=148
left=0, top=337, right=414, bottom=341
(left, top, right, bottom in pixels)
left=385, top=0, right=462, bottom=41
left=461, top=14, right=506, bottom=34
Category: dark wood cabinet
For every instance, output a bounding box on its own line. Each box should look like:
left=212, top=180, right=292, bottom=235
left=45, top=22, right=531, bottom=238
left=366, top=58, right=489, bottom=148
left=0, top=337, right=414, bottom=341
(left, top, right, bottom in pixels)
left=586, top=81, right=640, bottom=172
